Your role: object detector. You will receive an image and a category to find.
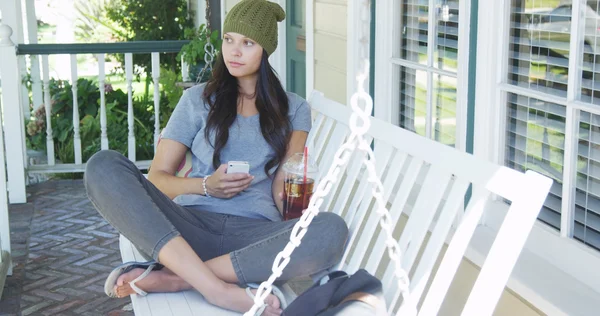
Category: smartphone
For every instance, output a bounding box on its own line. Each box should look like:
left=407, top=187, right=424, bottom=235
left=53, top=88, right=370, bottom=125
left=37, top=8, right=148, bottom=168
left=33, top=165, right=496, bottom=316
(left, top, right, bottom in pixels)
left=227, top=161, right=250, bottom=174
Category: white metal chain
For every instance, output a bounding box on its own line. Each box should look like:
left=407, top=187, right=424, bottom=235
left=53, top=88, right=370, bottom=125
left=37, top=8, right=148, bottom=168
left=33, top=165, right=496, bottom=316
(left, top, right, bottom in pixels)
left=197, top=0, right=215, bottom=83
left=244, top=132, right=358, bottom=316
left=245, top=0, right=414, bottom=314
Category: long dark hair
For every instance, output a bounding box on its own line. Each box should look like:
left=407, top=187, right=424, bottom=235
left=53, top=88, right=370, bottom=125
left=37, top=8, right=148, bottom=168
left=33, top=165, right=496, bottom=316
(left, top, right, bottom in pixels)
left=203, top=50, right=291, bottom=176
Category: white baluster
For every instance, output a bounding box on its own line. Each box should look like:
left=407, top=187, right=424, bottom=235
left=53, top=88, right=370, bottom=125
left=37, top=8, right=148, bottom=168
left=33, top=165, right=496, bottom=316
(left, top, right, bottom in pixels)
left=41, top=55, right=55, bottom=165
left=30, top=56, right=44, bottom=112
left=125, top=53, right=136, bottom=161
left=0, top=24, right=27, bottom=203
left=151, top=53, right=161, bottom=151
left=98, top=54, right=109, bottom=150
left=70, top=54, right=82, bottom=165
left=181, top=53, right=190, bottom=82
left=19, top=59, right=30, bottom=122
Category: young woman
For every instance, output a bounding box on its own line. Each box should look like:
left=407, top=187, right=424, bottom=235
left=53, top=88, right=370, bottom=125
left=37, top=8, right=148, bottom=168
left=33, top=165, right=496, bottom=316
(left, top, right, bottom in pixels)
left=84, top=0, right=348, bottom=315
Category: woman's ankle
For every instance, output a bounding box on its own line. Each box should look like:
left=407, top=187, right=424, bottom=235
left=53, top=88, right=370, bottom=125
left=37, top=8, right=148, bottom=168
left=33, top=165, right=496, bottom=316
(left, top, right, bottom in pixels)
left=164, top=271, right=192, bottom=292
left=204, top=281, right=232, bottom=306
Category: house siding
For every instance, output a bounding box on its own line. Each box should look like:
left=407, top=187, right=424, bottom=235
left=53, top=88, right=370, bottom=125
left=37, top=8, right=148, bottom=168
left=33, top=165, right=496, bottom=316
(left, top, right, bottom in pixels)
left=313, top=0, right=347, bottom=104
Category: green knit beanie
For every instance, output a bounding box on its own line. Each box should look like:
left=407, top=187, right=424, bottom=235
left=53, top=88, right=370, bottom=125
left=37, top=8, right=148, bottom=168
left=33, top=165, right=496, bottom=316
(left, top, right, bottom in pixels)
left=223, top=0, right=286, bottom=56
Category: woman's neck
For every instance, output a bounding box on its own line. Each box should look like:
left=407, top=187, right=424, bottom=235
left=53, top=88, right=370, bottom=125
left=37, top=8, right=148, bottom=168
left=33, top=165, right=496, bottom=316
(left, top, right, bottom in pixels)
left=236, top=74, right=259, bottom=117
left=237, top=75, right=258, bottom=97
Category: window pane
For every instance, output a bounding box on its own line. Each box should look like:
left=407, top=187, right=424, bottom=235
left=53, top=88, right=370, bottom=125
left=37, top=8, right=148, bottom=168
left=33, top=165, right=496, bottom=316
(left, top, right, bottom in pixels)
left=508, top=0, right=571, bottom=97
left=575, top=111, right=600, bottom=250
left=400, top=0, right=429, bottom=65
left=504, top=93, right=566, bottom=230
left=433, top=75, right=457, bottom=146
left=581, top=1, right=600, bottom=105
left=398, top=66, right=427, bottom=138
left=398, top=0, right=460, bottom=72
left=435, top=0, right=460, bottom=73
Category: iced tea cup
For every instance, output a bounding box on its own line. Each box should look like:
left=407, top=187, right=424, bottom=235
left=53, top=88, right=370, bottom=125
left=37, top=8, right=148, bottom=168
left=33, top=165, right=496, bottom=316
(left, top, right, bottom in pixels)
left=282, top=153, right=318, bottom=220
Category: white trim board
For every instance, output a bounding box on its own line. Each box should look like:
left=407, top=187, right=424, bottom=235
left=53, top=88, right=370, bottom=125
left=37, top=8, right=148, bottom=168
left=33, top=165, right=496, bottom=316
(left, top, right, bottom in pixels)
left=269, top=0, right=286, bottom=89
left=306, top=0, right=315, bottom=97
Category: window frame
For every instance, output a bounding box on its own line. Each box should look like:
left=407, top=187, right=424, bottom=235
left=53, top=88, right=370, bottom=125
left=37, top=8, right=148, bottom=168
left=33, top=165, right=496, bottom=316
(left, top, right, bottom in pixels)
left=373, top=0, right=600, bottom=308
left=374, top=0, right=471, bottom=152
left=475, top=0, right=600, bottom=294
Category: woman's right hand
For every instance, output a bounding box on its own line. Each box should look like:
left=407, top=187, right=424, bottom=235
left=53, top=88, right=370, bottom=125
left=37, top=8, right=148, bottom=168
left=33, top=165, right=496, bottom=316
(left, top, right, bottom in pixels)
left=205, top=164, right=254, bottom=199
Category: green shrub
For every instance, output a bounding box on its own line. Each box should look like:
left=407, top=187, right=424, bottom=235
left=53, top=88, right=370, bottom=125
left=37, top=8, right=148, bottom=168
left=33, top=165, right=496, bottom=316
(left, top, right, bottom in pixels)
left=25, top=77, right=168, bottom=163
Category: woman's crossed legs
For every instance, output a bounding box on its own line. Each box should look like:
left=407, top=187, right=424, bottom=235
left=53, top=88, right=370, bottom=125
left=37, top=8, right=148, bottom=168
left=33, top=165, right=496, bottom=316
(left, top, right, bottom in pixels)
left=84, top=150, right=348, bottom=315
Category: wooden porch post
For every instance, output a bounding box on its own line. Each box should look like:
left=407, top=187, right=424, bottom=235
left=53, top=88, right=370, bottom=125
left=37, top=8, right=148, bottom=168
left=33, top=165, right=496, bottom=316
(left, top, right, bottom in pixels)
left=0, top=25, right=17, bottom=280
left=0, top=24, right=28, bottom=204
left=0, top=0, right=30, bottom=122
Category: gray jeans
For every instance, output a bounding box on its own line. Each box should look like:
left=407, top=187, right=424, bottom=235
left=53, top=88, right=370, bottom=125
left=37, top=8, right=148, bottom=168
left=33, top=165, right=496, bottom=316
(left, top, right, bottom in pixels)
left=84, top=150, right=348, bottom=284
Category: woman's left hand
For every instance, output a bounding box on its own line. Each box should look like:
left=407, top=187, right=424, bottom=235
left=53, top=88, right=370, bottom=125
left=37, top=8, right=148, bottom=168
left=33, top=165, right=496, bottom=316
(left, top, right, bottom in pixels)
left=205, top=164, right=254, bottom=199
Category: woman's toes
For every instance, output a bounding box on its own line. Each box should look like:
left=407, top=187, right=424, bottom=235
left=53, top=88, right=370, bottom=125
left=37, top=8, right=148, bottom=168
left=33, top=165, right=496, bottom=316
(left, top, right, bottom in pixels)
left=257, top=293, right=281, bottom=316
left=266, top=293, right=281, bottom=310
left=116, top=268, right=145, bottom=286
left=264, top=304, right=283, bottom=316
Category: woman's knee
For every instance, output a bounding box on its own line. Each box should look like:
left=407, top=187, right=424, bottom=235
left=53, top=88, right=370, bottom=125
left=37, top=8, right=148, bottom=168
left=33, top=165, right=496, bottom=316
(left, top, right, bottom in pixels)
left=84, top=150, right=130, bottom=189
left=315, top=212, right=348, bottom=252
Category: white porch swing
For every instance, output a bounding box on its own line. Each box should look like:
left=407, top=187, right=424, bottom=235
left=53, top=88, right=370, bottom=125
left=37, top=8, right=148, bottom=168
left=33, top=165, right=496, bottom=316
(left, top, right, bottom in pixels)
left=119, top=0, right=553, bottom=315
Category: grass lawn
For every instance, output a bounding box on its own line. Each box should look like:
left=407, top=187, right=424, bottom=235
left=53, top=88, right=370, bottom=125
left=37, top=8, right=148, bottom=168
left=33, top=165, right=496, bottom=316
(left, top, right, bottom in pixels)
left=405, top=79, right=458, bottom=146
left=80, top=73, right=156, bottom=100
left=524, top=0, right=561, bottom=10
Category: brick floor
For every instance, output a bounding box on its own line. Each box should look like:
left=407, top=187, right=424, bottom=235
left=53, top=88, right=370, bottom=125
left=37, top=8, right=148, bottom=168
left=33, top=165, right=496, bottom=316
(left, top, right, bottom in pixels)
left=0, top=180, right=134, bottom=316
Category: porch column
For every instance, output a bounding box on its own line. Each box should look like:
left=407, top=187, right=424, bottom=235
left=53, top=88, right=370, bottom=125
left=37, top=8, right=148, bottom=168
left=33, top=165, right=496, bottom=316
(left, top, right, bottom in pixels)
left=25, top=0, right=44, bottom=112
left=0, top=25, right=28, bottom=204
left=0, top=65, right=12, bottom=276
left=0, top=0, right=30, bottom=121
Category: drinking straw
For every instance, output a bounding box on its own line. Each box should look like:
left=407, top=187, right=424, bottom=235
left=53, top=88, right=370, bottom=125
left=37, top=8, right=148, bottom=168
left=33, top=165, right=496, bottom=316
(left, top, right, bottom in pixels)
left=303, top=146, right=308, bottom=184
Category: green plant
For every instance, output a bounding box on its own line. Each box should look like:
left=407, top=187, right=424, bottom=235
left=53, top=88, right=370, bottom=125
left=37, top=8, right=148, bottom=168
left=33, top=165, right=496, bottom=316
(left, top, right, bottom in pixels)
left=158, top=67, right=183, bottom=127
left=178, top=24, right=222, bottom=67
left=26, top=105, right=47, bottom=152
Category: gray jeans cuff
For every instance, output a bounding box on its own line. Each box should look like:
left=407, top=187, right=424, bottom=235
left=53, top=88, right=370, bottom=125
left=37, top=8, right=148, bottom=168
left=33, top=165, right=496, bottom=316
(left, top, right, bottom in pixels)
left=230, top=252, right=248, bottom=285
left=152, top=229, right=181, bottom=261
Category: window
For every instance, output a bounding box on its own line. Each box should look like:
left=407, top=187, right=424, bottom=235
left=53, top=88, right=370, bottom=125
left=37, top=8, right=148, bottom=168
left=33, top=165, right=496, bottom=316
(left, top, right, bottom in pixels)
left=576, top=112, right=600, bottom=247
left=376, top=0, right=466, bottom=149
left=505, top=0, right=600, bottom=250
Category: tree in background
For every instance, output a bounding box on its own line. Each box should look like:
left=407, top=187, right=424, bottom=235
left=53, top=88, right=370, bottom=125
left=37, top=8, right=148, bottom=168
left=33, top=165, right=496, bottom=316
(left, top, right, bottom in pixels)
left=106, top=0, right=192, bottom=72
left=74, top=0, right=125, bottom=43
left=106, top=0, right=193, bottom=102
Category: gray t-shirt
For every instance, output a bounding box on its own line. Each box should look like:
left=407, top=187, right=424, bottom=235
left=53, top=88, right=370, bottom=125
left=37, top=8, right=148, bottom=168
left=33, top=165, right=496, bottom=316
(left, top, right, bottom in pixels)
left=161, top=84, right=312, bottom=221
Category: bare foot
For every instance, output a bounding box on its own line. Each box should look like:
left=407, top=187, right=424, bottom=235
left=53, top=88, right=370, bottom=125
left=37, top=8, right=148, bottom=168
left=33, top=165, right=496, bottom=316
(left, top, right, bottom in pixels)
left=114, top=268, right=190, bottom=298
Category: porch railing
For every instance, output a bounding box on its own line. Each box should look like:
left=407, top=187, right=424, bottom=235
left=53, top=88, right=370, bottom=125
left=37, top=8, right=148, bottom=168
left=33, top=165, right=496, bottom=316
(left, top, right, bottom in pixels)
left=0, top=24, right=191, bottom=203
